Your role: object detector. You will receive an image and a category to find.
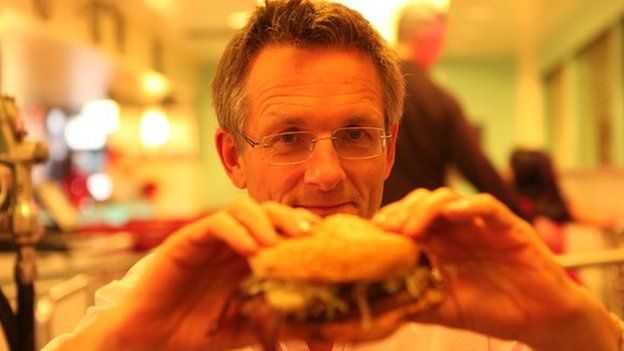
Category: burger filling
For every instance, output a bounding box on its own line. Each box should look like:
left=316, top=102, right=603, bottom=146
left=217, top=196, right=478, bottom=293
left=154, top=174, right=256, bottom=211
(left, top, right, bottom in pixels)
left=240, top=265, right=439, bottom=330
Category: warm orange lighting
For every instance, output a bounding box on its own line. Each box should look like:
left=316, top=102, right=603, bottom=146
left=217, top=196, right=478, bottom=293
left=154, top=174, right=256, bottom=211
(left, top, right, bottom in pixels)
left=141, top=72, right=169, bottom=97
left=64, top=114, right=107, bottom=150
left=82, top=99, right=120, bottom=135
left=140, top=107, right=170, bottom=147
left=227, top=11, right=252, bottom=30
left=333, top=0, right=450, bottom=43
left=87, top=173, right=113, bottom=201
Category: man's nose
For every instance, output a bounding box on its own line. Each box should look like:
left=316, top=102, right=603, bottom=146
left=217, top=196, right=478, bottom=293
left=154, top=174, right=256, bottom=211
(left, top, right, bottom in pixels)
left=303, top=139, right=346, bottom=191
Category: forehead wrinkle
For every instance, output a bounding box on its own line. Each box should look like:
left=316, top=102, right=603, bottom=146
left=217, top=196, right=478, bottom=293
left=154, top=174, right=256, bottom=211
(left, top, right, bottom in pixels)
left=257, top=90, right=382, bottom=107
left=250, top=79, right=381, bottom=101
left=256, top=91, right=383, bottom=122
left=246, top=47, right=386, bottom=131
left=251, top=82, right=383, bottom=116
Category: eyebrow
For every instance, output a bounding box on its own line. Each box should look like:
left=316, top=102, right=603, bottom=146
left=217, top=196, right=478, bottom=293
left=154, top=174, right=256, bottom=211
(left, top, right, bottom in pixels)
left=257, top=115, right=306, bottom=135
left=267, top=113, right=381, bottom=124
left=261, top=113, right=383, bottom=134
left=342, top=115, right=383, bottom=127
left=265, top=115, right=306, bottom=126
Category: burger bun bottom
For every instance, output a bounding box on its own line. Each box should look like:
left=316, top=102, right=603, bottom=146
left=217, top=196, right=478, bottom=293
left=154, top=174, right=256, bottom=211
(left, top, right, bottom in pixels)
left=273, top=287, right=444, bottom=343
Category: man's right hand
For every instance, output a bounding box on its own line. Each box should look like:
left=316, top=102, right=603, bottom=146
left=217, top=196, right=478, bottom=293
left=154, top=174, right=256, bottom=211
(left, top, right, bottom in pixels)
left=59, top=196, right=319, bottom=351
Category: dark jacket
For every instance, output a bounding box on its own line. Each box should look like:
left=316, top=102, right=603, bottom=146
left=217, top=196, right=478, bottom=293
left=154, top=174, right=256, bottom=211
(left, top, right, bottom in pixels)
left=383, top=61, right=520, bottom=214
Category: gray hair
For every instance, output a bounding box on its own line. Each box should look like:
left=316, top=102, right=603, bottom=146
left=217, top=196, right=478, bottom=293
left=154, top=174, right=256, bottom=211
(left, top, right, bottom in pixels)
left=211, top=0, right=405, bottom=143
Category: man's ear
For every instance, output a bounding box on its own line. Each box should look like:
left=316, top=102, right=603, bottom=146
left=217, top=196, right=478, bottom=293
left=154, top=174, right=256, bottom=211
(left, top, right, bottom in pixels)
left=215, top=128, right=247, bottom=189
left=384, top=122, right=399, bottom=179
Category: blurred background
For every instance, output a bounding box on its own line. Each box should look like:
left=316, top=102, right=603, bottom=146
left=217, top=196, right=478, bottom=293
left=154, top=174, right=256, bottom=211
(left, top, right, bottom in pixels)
left=0, top=0, right=622, bottom=349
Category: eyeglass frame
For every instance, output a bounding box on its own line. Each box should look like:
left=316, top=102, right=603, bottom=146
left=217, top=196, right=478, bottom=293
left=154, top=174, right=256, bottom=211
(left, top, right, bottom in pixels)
left=239, top=126, right=392, bottom=166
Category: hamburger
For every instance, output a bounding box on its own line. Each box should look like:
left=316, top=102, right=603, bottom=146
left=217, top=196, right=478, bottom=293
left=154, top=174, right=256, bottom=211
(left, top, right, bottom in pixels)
left=239, top=213, right=444, bottom=343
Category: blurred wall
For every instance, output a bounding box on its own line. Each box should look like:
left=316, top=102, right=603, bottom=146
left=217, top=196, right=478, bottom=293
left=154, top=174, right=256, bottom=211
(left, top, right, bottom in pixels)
left=196, top=61, right=245, bottom=209
left=540, top=0, right=624, bottom=168
left=433, top=58, right=517, bottom=169
left=428, top=0, right=624, bottom=171
left=540, top=0, right=624, bottom=71
left=0, top=0, right=212, bottom=218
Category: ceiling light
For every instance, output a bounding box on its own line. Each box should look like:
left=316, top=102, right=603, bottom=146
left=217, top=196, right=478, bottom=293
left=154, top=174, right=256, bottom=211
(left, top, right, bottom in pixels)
left=81, top=99, right=120, bottom=135
left=140, top=107, right=170, bottom=147
left=64, top=114, right=107, bottom=150
left=141, top=72, right=169, bottom=97
left=87, top=172, right=114, bottom=201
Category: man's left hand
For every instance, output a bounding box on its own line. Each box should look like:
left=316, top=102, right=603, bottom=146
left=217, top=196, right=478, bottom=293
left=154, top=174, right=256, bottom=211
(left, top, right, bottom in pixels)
left=373, top=188, right=619, bottom=351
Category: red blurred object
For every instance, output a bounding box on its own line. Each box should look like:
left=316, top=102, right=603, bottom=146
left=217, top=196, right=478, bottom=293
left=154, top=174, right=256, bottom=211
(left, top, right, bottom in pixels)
left=63, top=170, right=90, bottom=207
left=141, top=181, right=159, bottom=201
left=79, top=214, right=207, bottom=251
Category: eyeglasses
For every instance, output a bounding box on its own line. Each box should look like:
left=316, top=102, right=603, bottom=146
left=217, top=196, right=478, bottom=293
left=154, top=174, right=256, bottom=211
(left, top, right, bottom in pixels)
left=241, top=127, right=391, bottom=166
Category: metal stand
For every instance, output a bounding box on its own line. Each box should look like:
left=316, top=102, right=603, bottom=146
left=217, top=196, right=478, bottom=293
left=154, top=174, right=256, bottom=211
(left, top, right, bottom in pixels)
left=0, top=96, right=48, bottom=351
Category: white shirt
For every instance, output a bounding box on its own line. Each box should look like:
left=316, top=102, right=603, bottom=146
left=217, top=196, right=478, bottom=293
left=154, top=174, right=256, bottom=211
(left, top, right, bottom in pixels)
left=42, top=255, right=529, bottom=351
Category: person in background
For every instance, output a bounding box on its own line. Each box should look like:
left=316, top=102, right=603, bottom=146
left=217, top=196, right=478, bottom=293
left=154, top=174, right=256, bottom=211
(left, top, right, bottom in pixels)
left=510, top=149, right=572, bottom=224
left=383, top=2, right=521, bottom=217
left=43, top=1, right=622, bottom=350
left=509, top=148, right=618, bottom=279
left=510, top=148, right=579, bottom=281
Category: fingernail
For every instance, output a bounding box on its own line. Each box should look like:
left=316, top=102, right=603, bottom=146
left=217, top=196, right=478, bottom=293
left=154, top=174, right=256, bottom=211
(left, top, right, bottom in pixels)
left=298, top=220, right=311, bottom=232
left=308, top=215, right=321, bottom=223
left=373, top=213, right=387, bottom=224
left=405, top=221, right=423, bottom=238
left=242, top=240, right=259, bottom=255
left=445, top=199, right=468, bottom=212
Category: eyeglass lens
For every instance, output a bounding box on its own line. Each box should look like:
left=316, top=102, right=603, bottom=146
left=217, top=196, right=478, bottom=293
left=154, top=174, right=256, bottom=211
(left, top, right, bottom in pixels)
left=262, top=128, right=385, bottom=165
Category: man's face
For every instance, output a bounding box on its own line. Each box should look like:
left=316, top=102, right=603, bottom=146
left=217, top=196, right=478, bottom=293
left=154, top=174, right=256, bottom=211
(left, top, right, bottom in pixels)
left=220, top=45, right=396, bottom=218
left=409, top=18, right=446, bottom=70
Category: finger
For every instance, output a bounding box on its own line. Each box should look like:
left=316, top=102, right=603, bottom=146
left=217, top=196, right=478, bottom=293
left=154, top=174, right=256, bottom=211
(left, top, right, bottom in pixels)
left=296, top=207, right=323, bottom=224
left=132, top=215, right=252, bottom=308
left=442, top=193, right=519, bottom=231
left=443, top=194, right=547, bottom=250
left=198, top=212, right=259, bottom=257
left=228, top=197, right=279, bottom=246
left=407, top=297, right=461, bottom=330
left=374, top=188, right=431, bottom=232
left=372, top=201, right=401, bottom=224
left=158, top=213, right=255, bottom=269
left=263, top=202, right=320, bottom=237
left=403, top=188, right=461, bottom=238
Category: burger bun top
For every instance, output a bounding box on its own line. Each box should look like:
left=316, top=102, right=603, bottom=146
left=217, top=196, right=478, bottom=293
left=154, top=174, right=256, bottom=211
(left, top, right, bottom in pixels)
left=249, top=214, right=420, bottom=282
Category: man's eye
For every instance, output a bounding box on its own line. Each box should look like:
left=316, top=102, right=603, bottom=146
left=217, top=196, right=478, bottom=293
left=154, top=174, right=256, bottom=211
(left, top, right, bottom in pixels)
left=346, top=130, right=364, bottom=140
left=279, top=133, right=300, bottom=143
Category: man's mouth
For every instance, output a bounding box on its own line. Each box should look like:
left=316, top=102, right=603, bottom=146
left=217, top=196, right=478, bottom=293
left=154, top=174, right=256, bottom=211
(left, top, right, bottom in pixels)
left=296, top=202, right=356, bottom=217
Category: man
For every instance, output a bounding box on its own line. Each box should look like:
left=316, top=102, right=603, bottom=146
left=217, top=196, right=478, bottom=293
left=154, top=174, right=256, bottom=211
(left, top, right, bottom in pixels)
left=382, top=3, right=522, bottom=216
left=44, top=1, right=620, bottom=350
